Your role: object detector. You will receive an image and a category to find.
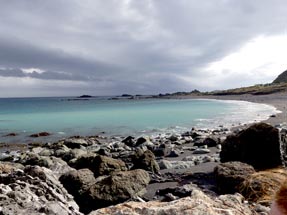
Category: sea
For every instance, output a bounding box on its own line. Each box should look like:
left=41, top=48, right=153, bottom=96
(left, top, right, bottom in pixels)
left=0, top=97, right=280, bottom=143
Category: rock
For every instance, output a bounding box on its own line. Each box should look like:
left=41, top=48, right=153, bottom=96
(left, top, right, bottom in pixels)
left=169, top=135, right=178, bottom=142
left=29, top=132, right=51, bottom=137
left=60, top=169, right=97, bottom=214
left=0, top=162, right=24, bottom=174
left=158, top=160, right=173, bottom=170
left=89, top=187, right=253, bottom=215
left=220, top=123, right=283, bottom=170
left=193, top=148, right=210, bottom=154
left=132, top=150, right=160, bottom=174
left=214, top=162, right=255, bottom=194
left=136, top=137, right=148, bottom=146
left=202, top=137, right=218, bottom=147
left=21, top=154, right=73, bottom=178
left=158, top=160, right=195, bottom=170
left=64, top=138, right=90, bottom=149
left=0, top=165, right=82, bottom=215
left=86, top=169, right=150, bottom=211
left=153, top=144, right=171, bottom=157
left=166, top=149, right=180, bottom=157
left=122, top=136, right=135, bottom=147
left=239, top=168, right=287, bottom=205
left=71, top=154, right=127, bottom=177
left=61, top=148, right=87, bottom=162
left=4, top=133, right=18, bottom=137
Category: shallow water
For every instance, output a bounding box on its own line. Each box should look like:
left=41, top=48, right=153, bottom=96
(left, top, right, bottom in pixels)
left=0, top=97, right=279, bottom=143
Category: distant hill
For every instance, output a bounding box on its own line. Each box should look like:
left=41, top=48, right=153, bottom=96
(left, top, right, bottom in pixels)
left=273, top=70, right=287, bottom=83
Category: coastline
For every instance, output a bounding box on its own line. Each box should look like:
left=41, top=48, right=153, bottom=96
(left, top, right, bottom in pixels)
left=0, top=92, right=286, bottom=214
left=164, top=91, right=287, bottom=128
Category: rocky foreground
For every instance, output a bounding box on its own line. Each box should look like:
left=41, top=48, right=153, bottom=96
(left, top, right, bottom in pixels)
left=0, top=122, right=287, bottom=215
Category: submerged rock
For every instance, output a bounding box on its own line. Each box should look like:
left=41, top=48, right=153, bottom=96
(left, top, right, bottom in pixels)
left=29, top=132, right=51, bottom=137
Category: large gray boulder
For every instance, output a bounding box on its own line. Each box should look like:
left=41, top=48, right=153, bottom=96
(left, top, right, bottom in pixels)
left=214, top=162, right=255, bottom=194
left=61, top=169, right=150, bottom=213
left=220, top=123, right=283, bottom=170
left=86, top=169, right=150, bottom=210
left=0, top=164, right=82, bottom=215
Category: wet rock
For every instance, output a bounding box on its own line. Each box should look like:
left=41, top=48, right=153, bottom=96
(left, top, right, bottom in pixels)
left=0, top=165, right=82, bottom=215
left=4, top=133, right=18, bottom=137
left=64, top=138, right=90, bottom=149
left=214, top=162, right=255, bottom=194
left=220, top=123, right=283, bottom=170
left=89, top=187, right=253, bottom=215
left=71, top=154, right=127, bottom=177
left=29, top=132, right=51, bottom=137
left=132, top=150, right=160, bottom=174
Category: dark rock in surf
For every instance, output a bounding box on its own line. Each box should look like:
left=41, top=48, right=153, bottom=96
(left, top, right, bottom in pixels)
left=29, top=132, right=51, bottom=137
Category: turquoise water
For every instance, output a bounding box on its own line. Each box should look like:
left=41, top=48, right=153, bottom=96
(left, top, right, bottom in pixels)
left=0, top=97, right=279, bottom=143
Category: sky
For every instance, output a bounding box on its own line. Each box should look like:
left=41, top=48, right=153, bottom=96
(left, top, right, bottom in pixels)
left=0, top=0, right=287, bottom=97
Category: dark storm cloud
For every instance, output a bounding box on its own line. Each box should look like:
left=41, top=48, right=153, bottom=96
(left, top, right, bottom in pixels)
left=0, top=0, right=287, bottom=97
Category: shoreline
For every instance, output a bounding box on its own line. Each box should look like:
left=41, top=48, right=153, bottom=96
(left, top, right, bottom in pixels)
left=0, top=92, right=286, bottom=214
left=1, top=93, right=286, bottom=145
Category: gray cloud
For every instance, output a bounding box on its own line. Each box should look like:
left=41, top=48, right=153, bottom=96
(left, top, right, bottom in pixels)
left=0, top=0, right=287, bottom=97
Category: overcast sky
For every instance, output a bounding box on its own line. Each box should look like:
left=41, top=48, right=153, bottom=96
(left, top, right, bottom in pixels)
left=0, top=0, right=287, bottom=97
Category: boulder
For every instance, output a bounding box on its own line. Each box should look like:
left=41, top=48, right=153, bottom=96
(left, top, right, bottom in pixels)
left=60, top=169, right=97, bottom=214
left=0, top=165, right=82, bottom=215
left=20, top=154, right=73, bottom=178
left=132, top=150, right=160, bottom=174
left=89, top=187, right=253, bottom=215
left=64, top=138, right=90, bottom=149
left=153, top=144, right=171, bottom=157
left=214, top=162, right=255, bottom=194
left=29, top=132, right=51, bottom=137
left=71, top=154, right=127, bottom=177
left=220, top=123, right=283, bottom=170
left=86, top=169, right=150, bottom=211
left=122, top=136, right=135, bottom=147
left=203, top=137, right=218, bottom=147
